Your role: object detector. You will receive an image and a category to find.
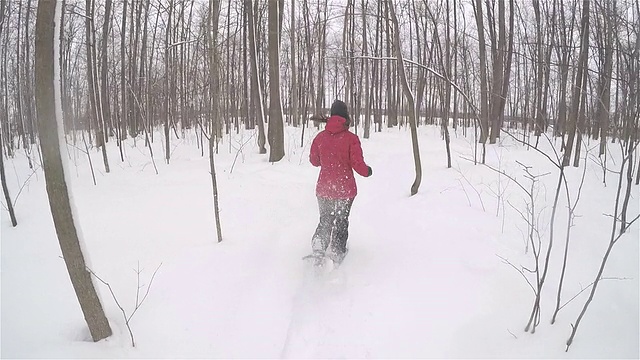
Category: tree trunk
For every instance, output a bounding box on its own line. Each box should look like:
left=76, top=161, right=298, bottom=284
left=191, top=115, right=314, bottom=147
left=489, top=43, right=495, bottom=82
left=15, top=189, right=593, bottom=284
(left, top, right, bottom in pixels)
left=532, top=0, right=544, bottom=138
left=473, top=0, right=490, bottom=148
left=208, top=0, right=223, bottom=242
left=164, top=0, right=173, bottom=164
left=290, top=0, right=298, bottom=127
left=443, top=0, right=452, bottom=167
left=120, top=0, right=127, bottom=144
left=388, top=0, right=421, bottom=196
left=0, top=132, right=17, bottom=226
left=362, top=0, right=371, bottom=139
left=563, top=0, right=590, bottom=167
left=315, top=1, right=328, bottom=116
left=267, top=0, right=284, bottom=162
left=596, top=0, right=615, bottom=156
left=84, top=0, right=109, bottom=172
left=489, top=0, right=507, bottom=143
left=100, top=0, right=112, bottom=138
left=35, top=0, right=112, bottom=342
left=246, top=0, right=267, bottom=154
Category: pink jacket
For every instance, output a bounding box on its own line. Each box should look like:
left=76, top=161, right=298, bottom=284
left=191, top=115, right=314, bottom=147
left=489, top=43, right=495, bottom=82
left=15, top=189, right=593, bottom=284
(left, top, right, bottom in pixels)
left=309, top=115, right=370, bottom=199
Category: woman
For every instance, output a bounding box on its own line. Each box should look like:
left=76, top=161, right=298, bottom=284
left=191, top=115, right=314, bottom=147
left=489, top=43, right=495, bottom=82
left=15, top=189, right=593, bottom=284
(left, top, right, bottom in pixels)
left=309, top=100, right=372, bottom=267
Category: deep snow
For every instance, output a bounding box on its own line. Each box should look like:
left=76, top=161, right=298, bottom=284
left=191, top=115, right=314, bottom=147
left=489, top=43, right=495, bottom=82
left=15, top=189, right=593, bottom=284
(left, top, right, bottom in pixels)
left=1, top=124, right=638, bottom=358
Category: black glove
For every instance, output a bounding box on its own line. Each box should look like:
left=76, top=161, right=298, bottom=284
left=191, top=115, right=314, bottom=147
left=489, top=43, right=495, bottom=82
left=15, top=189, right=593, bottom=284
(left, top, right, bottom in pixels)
left=367, top=166, right=373, bottom=177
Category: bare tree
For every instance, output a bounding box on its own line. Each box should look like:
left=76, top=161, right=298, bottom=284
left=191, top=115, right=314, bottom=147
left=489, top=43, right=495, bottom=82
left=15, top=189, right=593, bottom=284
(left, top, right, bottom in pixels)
left=565, top=144, right=639, bottom=350
left=290, top=0, right=298, bottom=127
left=0, top=132, right=16, bottom=226
left=119, top=0, right=127, bottom=161
left=425, top=1, right=452, bottom=168
left=472, top=0, right=490, bottom=151
left=593, top=0, right=615, bottom=157
left=388, top=0, right=421, bottom=196
left=100, top=0, right=113, bottom=141
left=488, top=0, right=514, bottom=144
left=562, top=0, right=590, bottom=167
left=267, top=0, right=284, bottom=162
left=208, top=0, right=223, bottom=242
left=164, top=0, right=174, bottom=164
left=85, top=0, right=109, bottom=172
left=0, top=0, right=11, bottom=158
left=35, top=0, right=112, bottom=342
left=246, top=0, right=267, bottom=154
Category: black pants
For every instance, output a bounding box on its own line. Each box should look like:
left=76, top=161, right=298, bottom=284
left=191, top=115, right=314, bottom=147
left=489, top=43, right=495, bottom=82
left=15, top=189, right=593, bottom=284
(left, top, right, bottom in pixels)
left=312, top=197, right=354, bottom=256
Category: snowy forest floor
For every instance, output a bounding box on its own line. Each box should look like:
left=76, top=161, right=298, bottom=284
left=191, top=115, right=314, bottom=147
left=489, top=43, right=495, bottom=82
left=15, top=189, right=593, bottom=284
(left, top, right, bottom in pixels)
left=1, top=124, right=638, bottom=358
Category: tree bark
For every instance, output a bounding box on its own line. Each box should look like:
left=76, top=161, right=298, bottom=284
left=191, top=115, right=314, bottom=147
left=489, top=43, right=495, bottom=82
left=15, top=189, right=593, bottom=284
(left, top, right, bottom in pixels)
left=473, top=0, right=490, bottom=146
left=208, top=0, right=223, bottom=242
left=595, top=0, right=615, bottom=156
left=246, top=0, right=267, bottom=154
left=100, top=0, right=112, bottom=138
left=0, top=132, right=16, bottom=226
left=563, top=0, right=590, bottom=167
left=35, top=0, right=112, bottom=342
left=164, top=0, right=173, bottom=164
left=388, top=0, right=421, bottom=196
left=290, top=0, right=298, bottom=127
left=267, top=0, right=284, bottom=162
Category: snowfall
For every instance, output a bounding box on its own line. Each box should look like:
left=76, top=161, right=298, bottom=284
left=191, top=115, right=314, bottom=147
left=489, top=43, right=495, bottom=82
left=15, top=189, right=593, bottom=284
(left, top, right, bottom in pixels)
left=1, top=123, right=638, bottom=359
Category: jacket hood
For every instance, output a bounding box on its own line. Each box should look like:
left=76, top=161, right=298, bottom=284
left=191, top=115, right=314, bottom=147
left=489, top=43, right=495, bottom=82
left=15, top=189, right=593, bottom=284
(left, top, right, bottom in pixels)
left=325, top=115, right=348, bottom=134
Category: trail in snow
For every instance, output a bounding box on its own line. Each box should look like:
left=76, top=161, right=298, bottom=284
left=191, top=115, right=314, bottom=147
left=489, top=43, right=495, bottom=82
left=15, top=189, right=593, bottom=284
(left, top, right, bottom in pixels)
left=280, top=260, right=352, bottom=358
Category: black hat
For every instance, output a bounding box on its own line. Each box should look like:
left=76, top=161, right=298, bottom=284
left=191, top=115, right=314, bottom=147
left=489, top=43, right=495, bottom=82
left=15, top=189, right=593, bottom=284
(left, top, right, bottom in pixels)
left=330, top=100, right=350, bottom=125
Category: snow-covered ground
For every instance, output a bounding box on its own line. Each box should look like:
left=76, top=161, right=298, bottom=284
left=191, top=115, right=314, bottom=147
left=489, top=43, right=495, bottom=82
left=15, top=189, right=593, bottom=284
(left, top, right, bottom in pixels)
left=1, top=124, right=638, bottom=358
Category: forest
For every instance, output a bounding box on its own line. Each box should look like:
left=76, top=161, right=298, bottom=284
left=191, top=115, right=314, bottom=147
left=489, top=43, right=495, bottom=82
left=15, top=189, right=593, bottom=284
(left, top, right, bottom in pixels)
left=1, top=0, right=639, bottom=358
left=0, top=0, right=637, bottom=165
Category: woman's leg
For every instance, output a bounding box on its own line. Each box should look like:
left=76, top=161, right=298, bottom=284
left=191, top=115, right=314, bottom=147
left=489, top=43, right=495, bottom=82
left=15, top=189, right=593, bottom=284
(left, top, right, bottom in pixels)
left=330, top=198, right=354, bottom=262
left=312, top=197, right=335, bottom=254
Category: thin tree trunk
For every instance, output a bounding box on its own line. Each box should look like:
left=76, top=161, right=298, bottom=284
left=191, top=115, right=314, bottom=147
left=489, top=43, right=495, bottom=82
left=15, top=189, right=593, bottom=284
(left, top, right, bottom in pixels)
left=596, top=0, right=615, bottom=156
left=473, top=0, right=490, bottom=147
left=208, top=0, right=223, bottom=242
left=489, top=0, right=506, bottom=144
left=98, top=0, right=111, bottom=172
left=388, top=0, right=421, bottom=196
left=290, top=0, right=298, bottom=127
left=246, top=0, right=267, bottom=154
left=565, top=146, right=639, bottom=350
left=267, top=0, right=284, bottom=162
left=100, top=0, right=112, bottom=139
left=563, top=0, right=590, bottom=167
left=23, top=0, right=35, bottom=146
left=119, top=0, right=127, bottom=160
left=164, top=0, right=173, bottom=164
left=0, top=132, right=16, bottom=226
left=362, top=0, right=371, bottom=139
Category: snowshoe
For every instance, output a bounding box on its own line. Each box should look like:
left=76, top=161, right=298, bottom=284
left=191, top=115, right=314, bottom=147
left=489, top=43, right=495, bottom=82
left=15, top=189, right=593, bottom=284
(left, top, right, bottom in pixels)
left=302, top=251, right=326, bottom=268
left=326, top=248, right=348, bottom=268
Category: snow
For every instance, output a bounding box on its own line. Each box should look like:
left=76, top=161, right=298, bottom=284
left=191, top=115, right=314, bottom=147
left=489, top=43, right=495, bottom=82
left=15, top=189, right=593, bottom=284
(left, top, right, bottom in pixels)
left=1, top=124, right=638, bottom=358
